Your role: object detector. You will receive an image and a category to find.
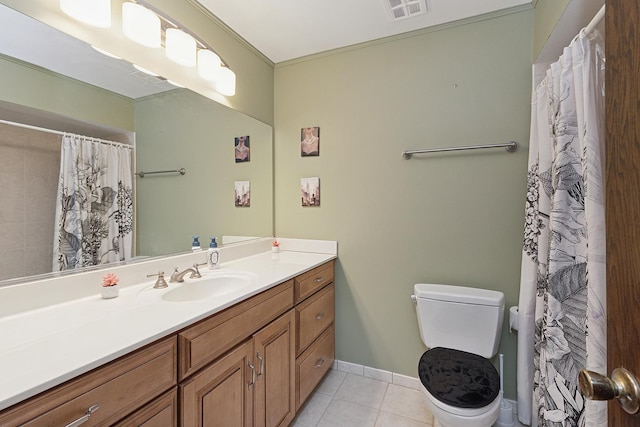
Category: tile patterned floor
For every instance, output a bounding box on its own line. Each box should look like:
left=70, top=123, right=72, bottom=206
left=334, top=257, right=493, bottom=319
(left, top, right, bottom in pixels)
left=292, top=369, right=435, bottom=427
left=291, top=368, right=527, bottom=427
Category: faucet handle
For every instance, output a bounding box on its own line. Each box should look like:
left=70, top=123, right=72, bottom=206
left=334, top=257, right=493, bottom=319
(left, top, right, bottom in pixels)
left=169, top=267, right=181, bottom=283
left=147, top=271, right=169, bottom=289
left=192, top=263, right=205, bottom=278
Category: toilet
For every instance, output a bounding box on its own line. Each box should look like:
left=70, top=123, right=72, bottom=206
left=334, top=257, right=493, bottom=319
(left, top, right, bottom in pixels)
left=412, top=283, right=505, bottom=427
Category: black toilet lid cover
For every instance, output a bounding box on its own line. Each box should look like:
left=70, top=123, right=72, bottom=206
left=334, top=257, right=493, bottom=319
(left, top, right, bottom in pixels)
left=418, top=347, right=500, bottom=409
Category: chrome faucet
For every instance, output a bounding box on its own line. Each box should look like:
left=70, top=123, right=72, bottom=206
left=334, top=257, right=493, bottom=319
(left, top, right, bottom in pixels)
left=170, top=264, right=202, bottom=283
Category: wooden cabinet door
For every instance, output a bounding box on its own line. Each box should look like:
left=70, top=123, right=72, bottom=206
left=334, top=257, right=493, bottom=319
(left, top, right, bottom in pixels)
left=253, top=310, right=296, bottom=427
left=181, top=340, right=254, bottom=427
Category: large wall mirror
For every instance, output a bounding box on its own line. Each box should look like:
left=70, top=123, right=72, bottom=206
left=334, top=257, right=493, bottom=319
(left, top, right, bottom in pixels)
left=0, top=3, right=274, bottom=284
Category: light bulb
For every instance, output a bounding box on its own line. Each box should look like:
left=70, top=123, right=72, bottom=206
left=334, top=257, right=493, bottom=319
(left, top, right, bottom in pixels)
left=197, top=50, right=221, bottom=81
left=165, top=28, right=196, bottom=67
left=60, top=0, right=111, bottom=28
left=216, top=67, right=236, bottom=96
left=122, top=2, right=161, bottom=48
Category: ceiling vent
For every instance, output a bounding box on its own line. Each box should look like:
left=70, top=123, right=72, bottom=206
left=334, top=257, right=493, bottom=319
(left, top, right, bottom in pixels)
left=383, top=0, right=428, bottom=21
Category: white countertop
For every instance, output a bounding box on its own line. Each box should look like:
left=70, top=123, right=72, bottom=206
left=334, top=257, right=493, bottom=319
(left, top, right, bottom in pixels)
left=0, top=245, right=336, bottom=411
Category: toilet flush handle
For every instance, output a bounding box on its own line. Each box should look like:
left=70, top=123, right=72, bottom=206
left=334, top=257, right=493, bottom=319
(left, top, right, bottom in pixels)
left=410, top=295, right=417, bottom=303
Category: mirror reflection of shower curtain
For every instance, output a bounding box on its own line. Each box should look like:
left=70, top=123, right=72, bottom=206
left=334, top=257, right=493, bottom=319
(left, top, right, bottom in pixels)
left=517, top=30, right=606, bottom=426
left=53, top=134, right=133, bottom=271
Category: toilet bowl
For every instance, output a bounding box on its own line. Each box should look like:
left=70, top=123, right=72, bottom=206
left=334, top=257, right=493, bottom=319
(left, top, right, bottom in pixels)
left=421, top=385, right=502, bottom=427
left=412, top=284, right=505, bottom=427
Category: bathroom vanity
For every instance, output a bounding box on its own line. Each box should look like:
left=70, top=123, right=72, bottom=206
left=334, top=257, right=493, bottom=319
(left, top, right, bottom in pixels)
left=0, top=239, right=336, bottom=427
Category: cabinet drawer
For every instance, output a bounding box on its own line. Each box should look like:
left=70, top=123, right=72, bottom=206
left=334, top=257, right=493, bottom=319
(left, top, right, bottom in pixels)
left=296, top=283, right=334, bottom=355
left=113, top=388, right=178, bottom=427
left=294, top=260, right=334, bottom=303
left=0, top=336, right=177, bottom=427
left=296, top=325, right=335, bottom=410
left=179, top=280, right=294, bottom=380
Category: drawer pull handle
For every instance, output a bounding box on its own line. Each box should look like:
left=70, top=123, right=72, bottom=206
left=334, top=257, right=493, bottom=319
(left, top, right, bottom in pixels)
left=315, top=312, right=325, bottom=321
left=65, top=404, right=100, bottom=427
left=315, top=277, right=324, bottom=283
left=315, top=358, right=326, bottom=369
left=257, top=352, right=264, bottom=378
left=248, top=360, right=256, bottom=388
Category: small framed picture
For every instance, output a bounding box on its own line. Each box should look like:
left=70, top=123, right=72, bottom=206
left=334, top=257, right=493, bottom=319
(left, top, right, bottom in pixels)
left=301, top=177, right=320, bottom=207
left=235, top=135, right=250, bottom=163
left=235, top=181, right=250, bottom=207
left=301, top=127, right=320, bottom=157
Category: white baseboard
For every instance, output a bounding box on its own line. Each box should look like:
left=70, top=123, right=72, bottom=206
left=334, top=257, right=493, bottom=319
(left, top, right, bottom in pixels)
left=333, top=359, right=421, bottom=390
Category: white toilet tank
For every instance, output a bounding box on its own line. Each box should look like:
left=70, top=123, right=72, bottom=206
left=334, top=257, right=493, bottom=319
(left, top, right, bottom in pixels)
left=413, top=283, right=505, bottom=358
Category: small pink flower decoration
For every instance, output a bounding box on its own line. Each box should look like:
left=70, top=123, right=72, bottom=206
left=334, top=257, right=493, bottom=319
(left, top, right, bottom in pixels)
left=272, top=240, right=280, bottom=247
left=102, top=273, right=119, bottom=287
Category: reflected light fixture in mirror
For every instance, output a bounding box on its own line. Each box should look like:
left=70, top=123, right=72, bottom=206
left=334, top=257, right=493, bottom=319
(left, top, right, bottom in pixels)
left=91, top=45, right=121, bottom=59
left=60, top=0, right=111, bottom=28
left=133, top=63, right=159, bottom=76
left=198, top=49, right=222, bottom=81
left=167, top=79, right=184, bottom=88
left=122, top=2, right=161, bottom=48
left=166, top=28, right=197, bottom=67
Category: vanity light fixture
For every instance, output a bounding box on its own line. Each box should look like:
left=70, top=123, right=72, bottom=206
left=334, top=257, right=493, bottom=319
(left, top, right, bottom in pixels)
left=60, top=0, right=111, bottom=28
left=122, top=2, right=161, bottom=48
left=216, top=66, right=236, bottom=97
left=197, top=49, right=222, bottom=81
left=165, top=28, right=197, bottom=67
left=120, top=0, right=236, bottom=96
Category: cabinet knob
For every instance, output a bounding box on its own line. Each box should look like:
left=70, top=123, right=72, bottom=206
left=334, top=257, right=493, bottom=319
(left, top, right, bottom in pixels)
left=315, top=277, right=324, bottom=283
left=315, top=312, right=325, bottom=321
left=315, top=358, right=326, bottom=369
left=256, top=352, right=264, bottom=378
left=65, top=404, right=100, bottom=427
left=248, top=361, right=256, bottom=388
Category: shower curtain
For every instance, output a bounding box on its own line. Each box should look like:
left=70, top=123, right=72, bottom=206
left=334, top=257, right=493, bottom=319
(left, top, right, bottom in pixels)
left=517, top=29, right=606, bottom=426
left=53, top=134, right=134, bottom=271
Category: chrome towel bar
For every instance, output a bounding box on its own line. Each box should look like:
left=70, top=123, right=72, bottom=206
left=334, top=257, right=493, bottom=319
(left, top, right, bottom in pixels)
left=135, top=168, right=186, bottom=178
left=402, top=141, right=518, bottom=159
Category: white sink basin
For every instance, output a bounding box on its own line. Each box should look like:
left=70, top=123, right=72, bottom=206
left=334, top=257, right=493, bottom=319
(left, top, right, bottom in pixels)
left=160, top=271, right=257, bottom=302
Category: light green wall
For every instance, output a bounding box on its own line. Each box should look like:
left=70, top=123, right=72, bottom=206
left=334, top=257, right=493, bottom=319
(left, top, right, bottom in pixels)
left=274, top=10, right=533, bottom=399
left=134, top=89, right=273, bottom=256
left=533, top=0, right=571, bottom=59
left=0, top=54, right=134, bottom=131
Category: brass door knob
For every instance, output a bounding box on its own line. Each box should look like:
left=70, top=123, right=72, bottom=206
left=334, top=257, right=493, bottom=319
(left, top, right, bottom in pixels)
left=578, top=368, right=640, bottom=414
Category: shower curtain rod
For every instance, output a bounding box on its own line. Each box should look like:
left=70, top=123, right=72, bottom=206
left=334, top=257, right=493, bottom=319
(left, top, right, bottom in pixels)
left=0, top=119, right=133, bottom=149
left=585, top=5, right=605, bottom=34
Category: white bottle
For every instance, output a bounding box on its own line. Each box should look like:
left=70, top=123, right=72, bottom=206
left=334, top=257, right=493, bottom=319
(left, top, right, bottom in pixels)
left=207, top=237, right=220, bottom=269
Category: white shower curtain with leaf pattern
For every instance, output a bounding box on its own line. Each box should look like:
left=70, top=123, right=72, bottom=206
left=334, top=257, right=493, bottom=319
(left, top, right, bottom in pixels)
left=517, top=30, right=606, bottom=426
left=53, top=134, right=134, bottom=271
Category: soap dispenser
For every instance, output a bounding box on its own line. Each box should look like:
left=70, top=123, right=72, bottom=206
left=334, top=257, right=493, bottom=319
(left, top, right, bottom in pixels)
left=191, top=236, right=201, bottom=252
left=207, top=237, right=220, bottom=269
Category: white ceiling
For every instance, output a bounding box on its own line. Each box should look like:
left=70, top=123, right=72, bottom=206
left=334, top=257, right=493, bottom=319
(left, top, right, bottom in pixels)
left=196, top=0, right=533, bottom=63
